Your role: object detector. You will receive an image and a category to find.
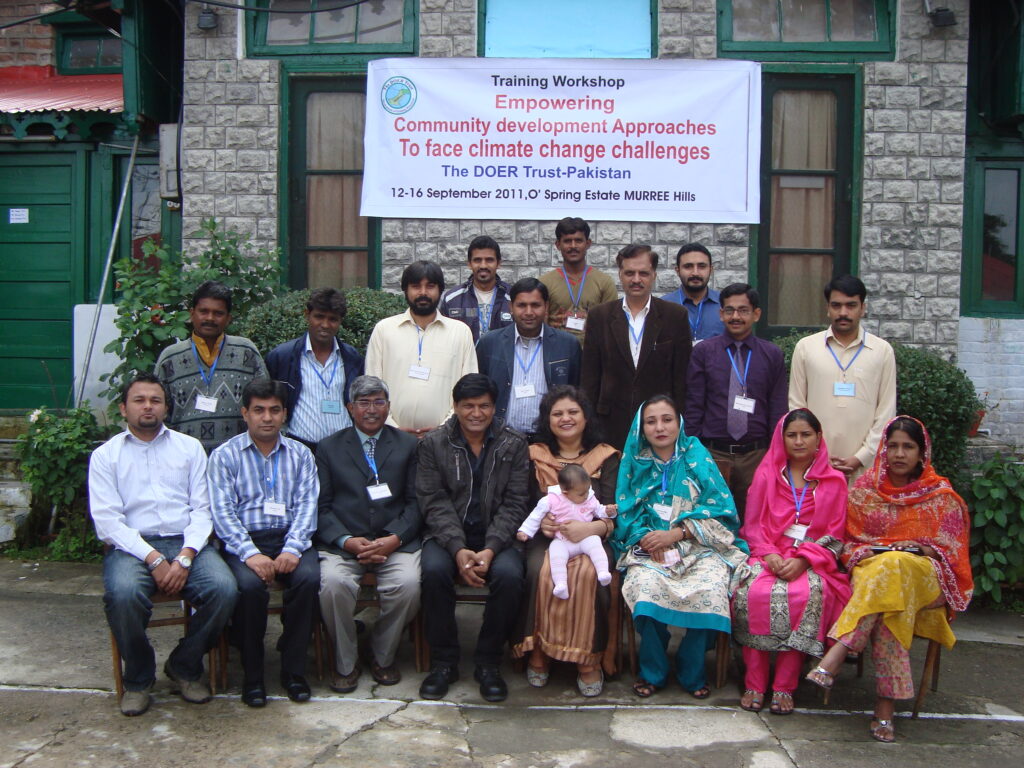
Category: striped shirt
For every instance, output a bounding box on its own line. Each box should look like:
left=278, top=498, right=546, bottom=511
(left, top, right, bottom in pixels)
left=288, top=334, right=351, bottom=443
left=506, top=327, right=547, bottom=434
left=208, top=432, right=319, bottom=561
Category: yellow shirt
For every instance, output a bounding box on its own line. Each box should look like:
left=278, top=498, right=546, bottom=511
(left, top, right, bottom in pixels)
left=190, top=333, right=224, bottom=368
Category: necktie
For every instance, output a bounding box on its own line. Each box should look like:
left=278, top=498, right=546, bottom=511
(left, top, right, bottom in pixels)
left=727, top=342, right=748, bottom=442
left=365, top=437, right=377, bottom=461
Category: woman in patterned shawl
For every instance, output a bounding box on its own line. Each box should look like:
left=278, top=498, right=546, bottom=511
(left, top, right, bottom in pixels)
left=806, top=416, right=973, bottom=742
left=731, top=409, right=851, bottom=714
left=612, top=395, right=749, bottom=699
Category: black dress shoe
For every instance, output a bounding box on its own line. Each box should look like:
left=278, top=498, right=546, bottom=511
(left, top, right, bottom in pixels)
left=241, top=681, right=267, bottom=708
left=281, top=673, right=311, bottom=703
left=474, top=664, right=508, bottom=702
left=419, top=663, right=459, bottom=700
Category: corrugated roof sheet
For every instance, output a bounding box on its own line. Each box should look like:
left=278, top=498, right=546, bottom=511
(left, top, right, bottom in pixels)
left=0, top=67, right=123, bottom=114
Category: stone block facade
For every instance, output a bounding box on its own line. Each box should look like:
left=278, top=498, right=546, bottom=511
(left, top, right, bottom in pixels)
left=0, top=1, right=58, bottom=67
left=958, top=317, right=1024, bottom=448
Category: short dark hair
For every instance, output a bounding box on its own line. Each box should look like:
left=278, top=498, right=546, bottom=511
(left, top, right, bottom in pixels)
left=191, top=280, right=232, bottom=313
left=242, top=378, right=289, bottom=410
left=824, top=274, right=867, bottom=303
left=401, top=260, right=445, bottom=292
left=306, top=287, right=346, bottom=318
left=675, top=242, right=712, bottom=268
left=555, top=217, right=590, bottom=240
left=641, top=394, right=680, bottom=420
left=452, top=373, right=497, bottom=404
left=783, top=408, right=822, bottom=435
left=557, top=463, right=591, bottom=491
left=467, top=235, right=501, bottom=262
left=533, top=385, right=605, bottom=451
left=509, top=277, right=549, bottom=303
left=615, top=243, right=659, bottom=270
left=719, top=282, right=760, bottom=309
left=120, top=371, right=170, bottom=405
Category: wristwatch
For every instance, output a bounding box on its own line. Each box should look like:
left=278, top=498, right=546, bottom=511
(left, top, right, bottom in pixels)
left=147, top=555, right=166, bottom=571
left=174, top=555, right=193, bottom=569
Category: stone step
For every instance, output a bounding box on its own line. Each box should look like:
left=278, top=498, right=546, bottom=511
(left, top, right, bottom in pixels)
left=0, top=442, right=22, bottom=482
left=965, top=435, right=1023, bottom=467
left=0, top=480, right=31, bottom=543
left=0, top=412, right=29, bottom=441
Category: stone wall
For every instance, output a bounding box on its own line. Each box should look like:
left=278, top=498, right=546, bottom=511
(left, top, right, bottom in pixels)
left=0, top=1, right=58, bottom=67
left=958, top=317, right=1024, bottom=449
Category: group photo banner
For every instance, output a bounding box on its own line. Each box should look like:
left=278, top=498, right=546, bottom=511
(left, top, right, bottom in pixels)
left=362, top=58, right=761, bottom=224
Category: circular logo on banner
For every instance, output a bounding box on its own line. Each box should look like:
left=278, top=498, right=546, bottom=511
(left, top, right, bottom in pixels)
left=382, top=76, right=417, bottom=115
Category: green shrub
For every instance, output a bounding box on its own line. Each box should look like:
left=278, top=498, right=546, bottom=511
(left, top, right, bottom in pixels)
left=966, top=455, right=1024, bottom=603
left=237, top=287, right=408, bottom=355
left=777, top=330, right=981, bottom=477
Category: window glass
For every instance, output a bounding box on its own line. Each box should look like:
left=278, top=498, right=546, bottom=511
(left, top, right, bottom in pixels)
left=98, top=38, right=122, bottom=67
left=831, top=0, right=877, bottom=41
left=982, top=168, right=1019, bottom=303
left=67, top=39, right=99, bottom=69
left=732, top=0, right=779, bottom=41
left=781, top=0, right=826, bottom=42
left=267, top=0, right=312, bottom=44
left=266, top=0, right=404, bottom=46
left=727, top=0, right=882, bottom=47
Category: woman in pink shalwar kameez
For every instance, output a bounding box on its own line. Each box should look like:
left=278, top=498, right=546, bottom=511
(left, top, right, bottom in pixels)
left=731, top=409, right=851, bottom=714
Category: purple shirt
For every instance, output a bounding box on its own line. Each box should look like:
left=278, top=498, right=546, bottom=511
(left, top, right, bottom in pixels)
left=684, top=333, right=788, bottom=442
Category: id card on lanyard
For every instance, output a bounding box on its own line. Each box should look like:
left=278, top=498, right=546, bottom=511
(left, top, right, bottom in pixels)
left=191, top=340, right=222, bottom=412
left=261, top=450, right=286, bottom=517
left=562, top=267, right=590, bottom=331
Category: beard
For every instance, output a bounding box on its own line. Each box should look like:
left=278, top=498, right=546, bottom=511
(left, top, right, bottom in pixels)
left=408, top=296, right=439, bottom=316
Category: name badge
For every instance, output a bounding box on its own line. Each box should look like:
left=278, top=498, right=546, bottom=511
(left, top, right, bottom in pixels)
left=514, top=383, right=536, bottom=399
left=321, top=399, right=342, bottom=414
left=733, top=395, right=756, bottom=414
left=834, top=381, right=856, bottom=397
left=566, top=313, right=586, bottom=331
left=653, top=502, right=674, bottom=521
left=195, top=395, right=218, bottom=413
left=367, top=483, right=393, bottom=501
left=784, top=523, right=809, bottom=542
left=408, top=365, right=431, bottom=380
left=263, top=501, right=286, bottom=517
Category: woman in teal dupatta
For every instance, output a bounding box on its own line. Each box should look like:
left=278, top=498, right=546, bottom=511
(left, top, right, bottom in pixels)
left=613, top=396, right=749, bottom=698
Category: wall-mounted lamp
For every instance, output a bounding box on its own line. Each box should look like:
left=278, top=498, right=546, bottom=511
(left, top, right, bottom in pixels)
left=197, top=7, right=218, bottom=30
left=923, top=0, right=956, bottom=27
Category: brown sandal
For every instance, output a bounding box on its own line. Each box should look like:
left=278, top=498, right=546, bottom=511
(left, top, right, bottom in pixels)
left=632, top=679, right=660, bottom=698
left=740, top=690, right=764, bottom=712
left=370, top=660, right=401, bottom=686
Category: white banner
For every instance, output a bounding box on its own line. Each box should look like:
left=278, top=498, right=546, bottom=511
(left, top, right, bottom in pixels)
left=361, top=58, right=761, bottom=223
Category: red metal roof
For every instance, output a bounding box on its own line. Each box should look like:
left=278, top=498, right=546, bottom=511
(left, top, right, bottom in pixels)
left=0, top=66, right=123, bottom=114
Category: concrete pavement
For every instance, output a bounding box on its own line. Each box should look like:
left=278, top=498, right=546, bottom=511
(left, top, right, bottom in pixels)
left=1, top=558, right=1022, bottom=768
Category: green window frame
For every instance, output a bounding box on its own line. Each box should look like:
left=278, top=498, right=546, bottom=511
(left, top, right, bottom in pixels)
left=717, top=0, right=895, bottom=62
left=962, top=158, right=1024, bottom=317
left=247, top=0, right=417, bottom=58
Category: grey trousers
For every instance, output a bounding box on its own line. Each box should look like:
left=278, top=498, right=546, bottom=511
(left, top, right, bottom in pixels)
left=318, top=549, right=421, bottom=675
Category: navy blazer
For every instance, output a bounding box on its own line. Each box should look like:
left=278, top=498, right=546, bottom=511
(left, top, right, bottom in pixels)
left=265, top=334, right=364, bottom=414
left=475, top=323, right=582, bottom=422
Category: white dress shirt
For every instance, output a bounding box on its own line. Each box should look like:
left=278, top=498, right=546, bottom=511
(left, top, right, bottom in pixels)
left=621, top=296, right=651, bottom=367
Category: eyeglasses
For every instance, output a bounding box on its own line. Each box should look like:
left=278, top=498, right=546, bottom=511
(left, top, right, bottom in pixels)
left=721, top=307, right=753, bottom=317
left=353, top=398, right=388, bottom=409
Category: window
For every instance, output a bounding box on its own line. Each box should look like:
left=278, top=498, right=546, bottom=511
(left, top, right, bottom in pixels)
left=60, top=35, right=122, bottom=73
left=756, top=73, right=857, bottom=332
left=482, top=0, right=653, bottom=58
left=249, top=0, right=416, bottom=56
left=717, top=0, right=894, bottom=61
left=963, top=161, right=1024, bottom=315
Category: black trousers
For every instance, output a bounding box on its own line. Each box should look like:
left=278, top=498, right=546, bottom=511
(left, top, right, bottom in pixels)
left=221, top=529, right=320, bottom=683
left=420, top=539, right=525, bottom=667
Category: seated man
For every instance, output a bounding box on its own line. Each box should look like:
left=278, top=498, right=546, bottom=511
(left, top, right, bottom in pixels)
left=416, top=373, right=529, bottom=702
left=316, top=375, right=422, bottom=693
left=209, top=379, right=320, bottom=707
left=90, top=372, right=236, bottom=716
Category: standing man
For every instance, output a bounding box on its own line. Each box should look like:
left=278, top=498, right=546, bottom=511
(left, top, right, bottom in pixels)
left=208, top=379, right=320, bottom=708
left=439, top=235, right=513, bottom=342
left=685, top=284, right=788, bottom=517
left=476, top=277, right=582, bottom=437
left=155, top=281, right=268, bottom=453
left=661, top=243, right=724, bottom=343
left=539, top=217, right=618, bottom=344
left=90, top=372, right=236, bottom=717
left=582, top=244, right=692, bottom=450
left=316, top=375, right=422, bottom=693
left=416, top=374, right=529, bottom=702
left=365, top=261, right=477, bottom=437
left=789, top=275, right=897, bottom=480
left=265, top=287, right=364, bottom=453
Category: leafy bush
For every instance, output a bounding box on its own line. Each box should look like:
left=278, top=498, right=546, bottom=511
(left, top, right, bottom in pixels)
left=777, top=330, right=981, bottom=477
left=100, top=218, right=280, bottom=403
left=966, top=455, right=1024, bottom=603
left=237, top=287, right=408, bottom=355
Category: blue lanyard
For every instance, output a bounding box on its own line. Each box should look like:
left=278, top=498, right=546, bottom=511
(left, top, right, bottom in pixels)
left=826, top=337, right=864, bottom=378
left=310, top=350, right=339, bottom=390
left=786, top=467, right=810, bottom=524
left=253, top=447, right=281, bottom=502
left=190, top=339, right=222, bottom=389
left=689, top=299, right=704, bottom=337
left=624, top=308, right=645, bottom=347
left=659, top=454, right=678, bottom=494
left=515, top=337, right=542, bottom=375
left=561, top=267, right=591, bottom=309
left=726, top=345, right=752, bottom=395
left=415, top=327, right=425, bottom=361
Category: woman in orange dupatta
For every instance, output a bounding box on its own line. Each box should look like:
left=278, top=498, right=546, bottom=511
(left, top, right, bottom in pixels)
left=806, top=416, right=972, bottom=742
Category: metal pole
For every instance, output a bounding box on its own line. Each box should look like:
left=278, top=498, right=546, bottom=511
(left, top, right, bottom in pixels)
left=75, top=134, right=140, bottom=408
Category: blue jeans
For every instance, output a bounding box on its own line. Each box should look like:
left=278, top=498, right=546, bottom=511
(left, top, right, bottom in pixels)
left=635, top=615, right=714, bottom=692
left=103, top=537, right=237, bottom=691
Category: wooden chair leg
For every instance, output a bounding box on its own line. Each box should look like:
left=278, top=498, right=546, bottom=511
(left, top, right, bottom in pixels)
left=931, top=645, right=941, bottom=692
left=714, top=631, right=729, bottom=689
left=912, top=640, right=941, bottom=719
left=625, top=610, right=637, bottom=677
left=110, top=633, right=125, bottom=700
